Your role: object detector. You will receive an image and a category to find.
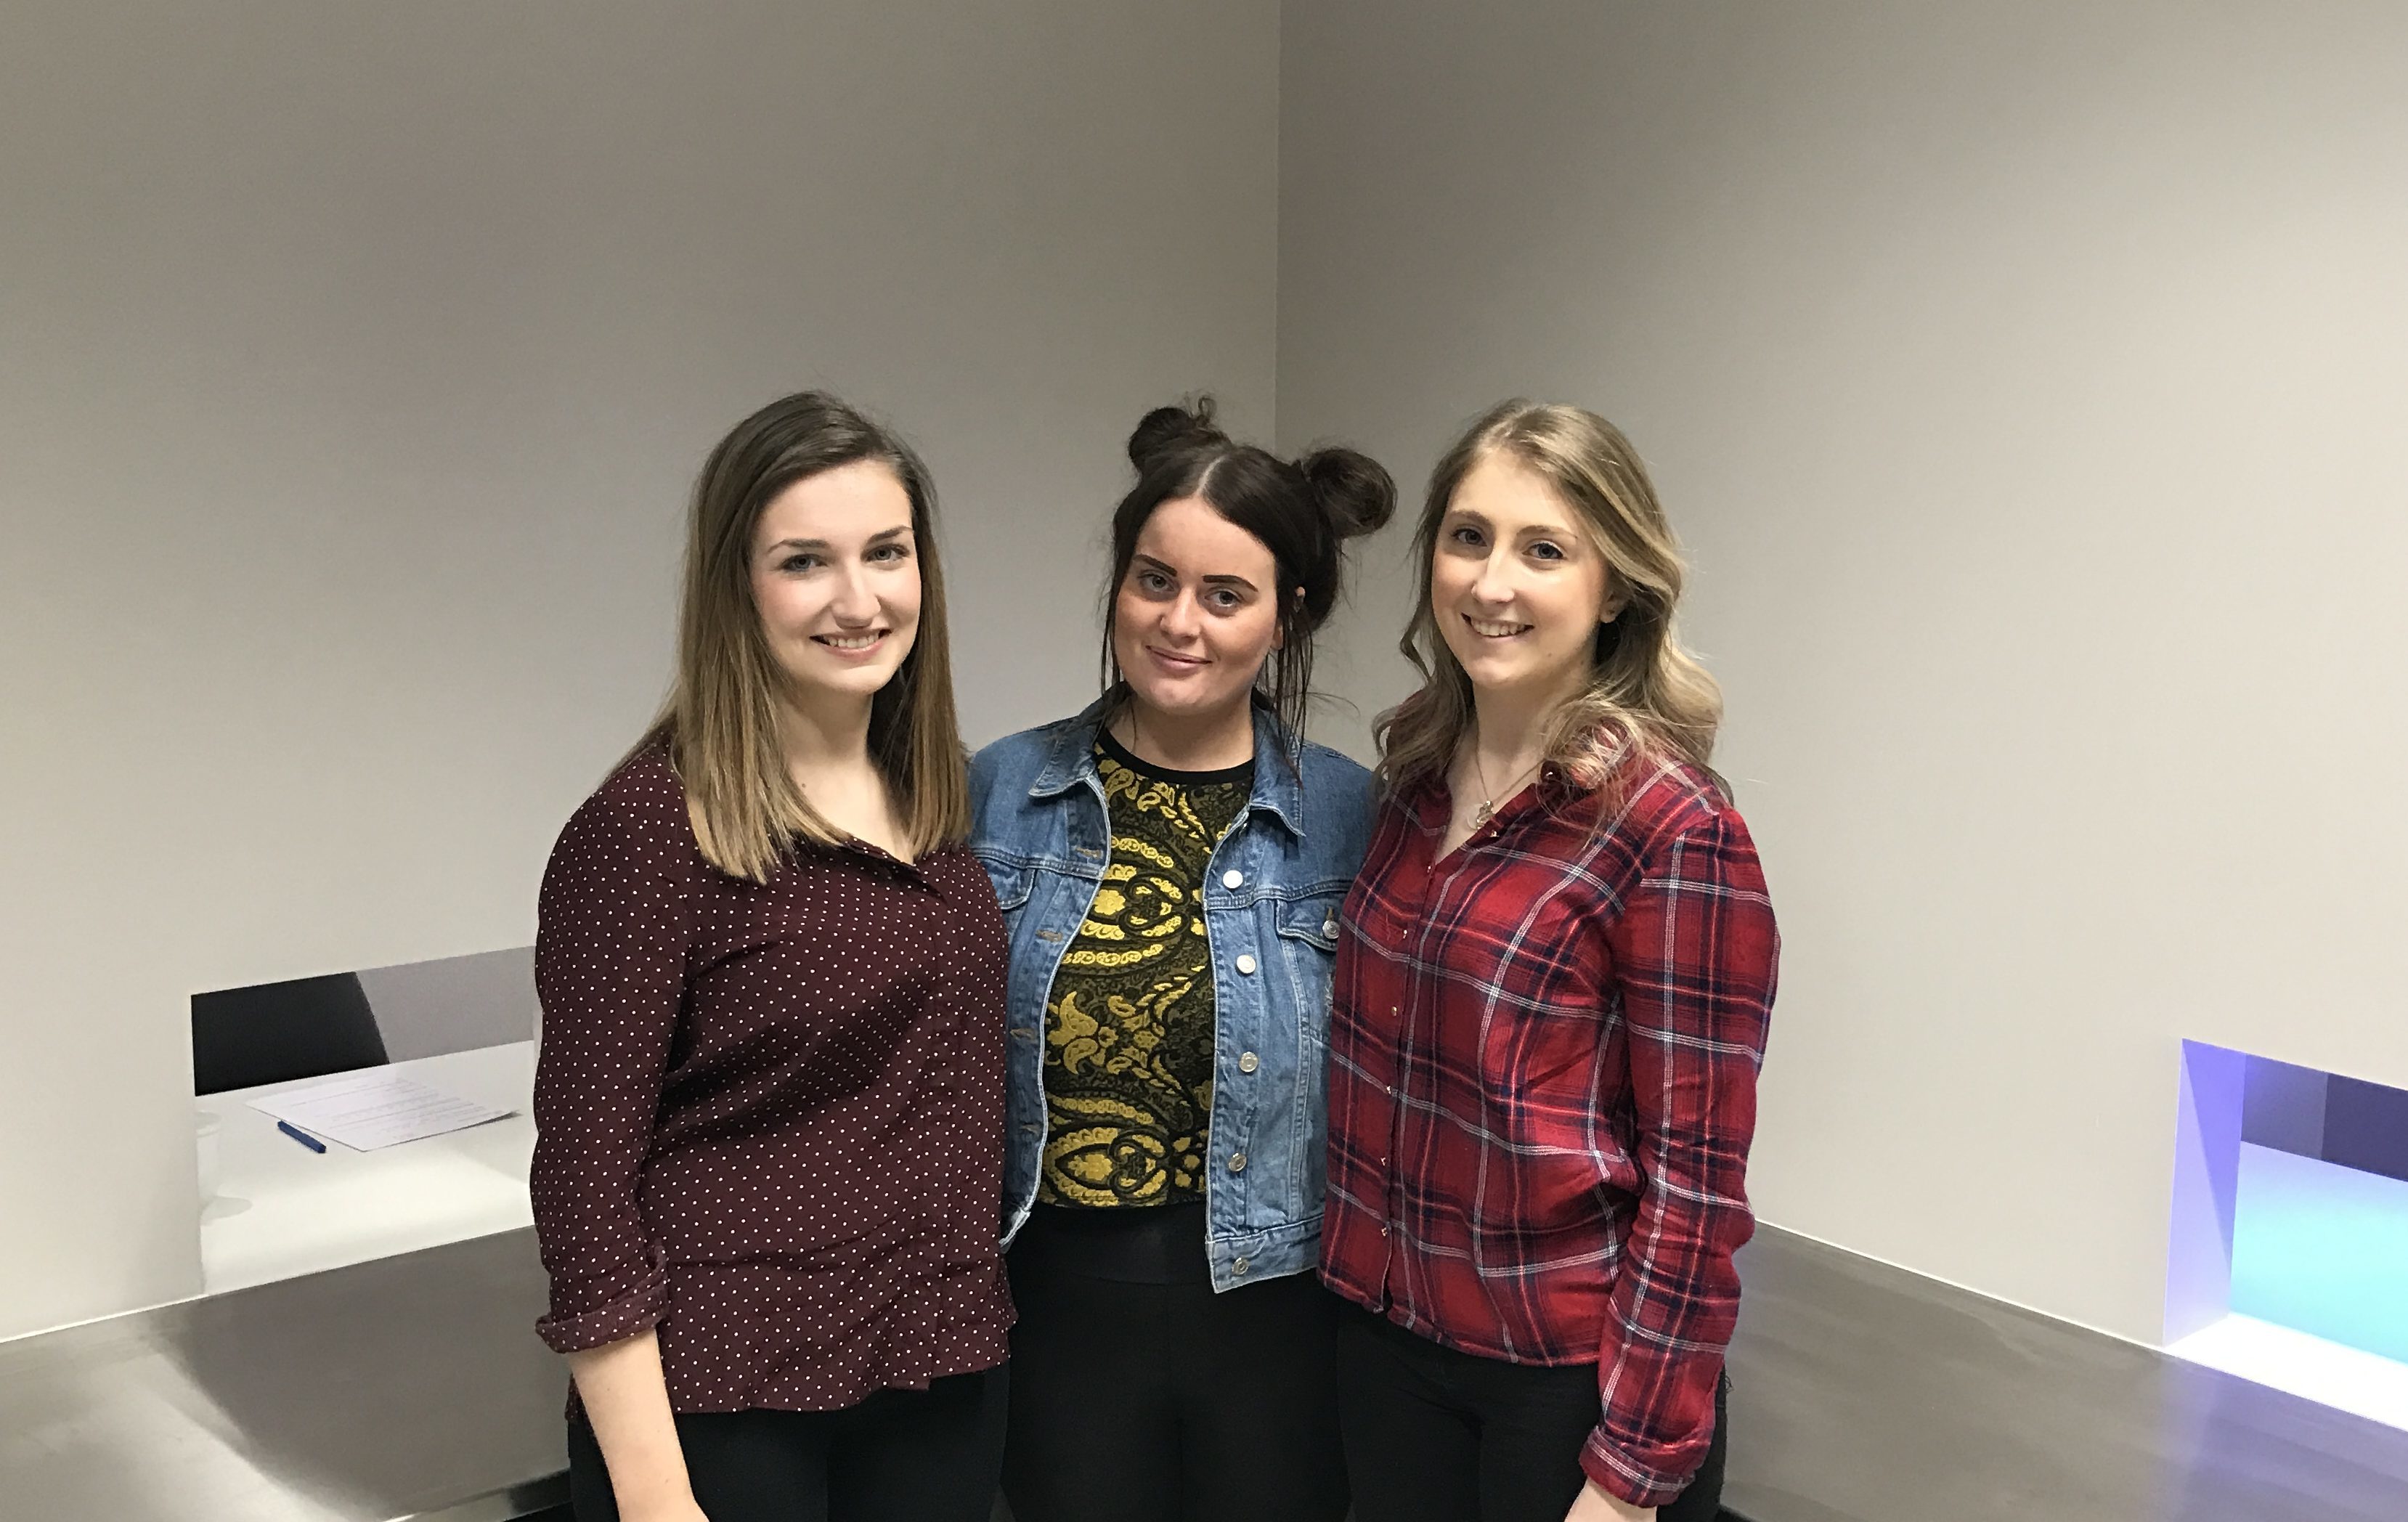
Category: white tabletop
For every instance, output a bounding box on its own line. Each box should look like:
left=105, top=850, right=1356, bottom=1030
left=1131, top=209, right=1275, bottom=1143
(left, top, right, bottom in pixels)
left=197, top=1043, right=537, bottom=1295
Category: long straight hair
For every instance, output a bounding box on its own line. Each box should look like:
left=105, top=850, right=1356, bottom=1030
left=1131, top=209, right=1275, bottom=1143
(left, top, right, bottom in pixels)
left=630, top=391, right=969, bottom=882
left=1378, top=400, right=1723, bottom=801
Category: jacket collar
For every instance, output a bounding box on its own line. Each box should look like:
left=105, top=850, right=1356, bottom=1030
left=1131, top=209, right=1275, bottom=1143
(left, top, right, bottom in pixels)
left=1028, top=690, right=1308, bottom=837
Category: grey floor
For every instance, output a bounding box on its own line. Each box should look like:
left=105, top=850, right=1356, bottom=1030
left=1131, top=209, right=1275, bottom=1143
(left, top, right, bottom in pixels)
left=1724, top=1226, right=2408, bottom=1521
left=13, top=1223, right=2407, bottom=1521
left=343, top=1227, right=2408, bottom=1522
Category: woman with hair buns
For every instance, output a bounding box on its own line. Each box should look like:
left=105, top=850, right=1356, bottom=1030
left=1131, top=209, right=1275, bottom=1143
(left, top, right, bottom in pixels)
left=1321, top=402, right=1779, bottom=1522
left=968, top=399, right=1394, bottom=1522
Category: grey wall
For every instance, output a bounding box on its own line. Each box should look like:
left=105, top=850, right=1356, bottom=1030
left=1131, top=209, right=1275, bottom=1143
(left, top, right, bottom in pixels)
left=1280, top=1, right=2408, bottom=1342
left=0, top=0, right=1277, bottom=1338
left=15, top=0, right=2407, bottom=1354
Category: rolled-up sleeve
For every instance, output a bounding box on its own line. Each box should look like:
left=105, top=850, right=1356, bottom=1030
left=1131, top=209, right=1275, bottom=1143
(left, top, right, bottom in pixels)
left=529, top=789, right=691, bottom=1354
left=1584, top=810, right=1779, bottom=1506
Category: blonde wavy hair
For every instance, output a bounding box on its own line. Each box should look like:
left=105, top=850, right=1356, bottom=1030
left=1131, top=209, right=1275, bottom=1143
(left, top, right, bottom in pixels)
left=1377, top=399, right=1723, bottom=800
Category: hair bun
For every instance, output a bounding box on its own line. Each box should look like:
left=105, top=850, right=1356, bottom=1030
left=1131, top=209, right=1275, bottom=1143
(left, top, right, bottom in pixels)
left=1298, top=446, right=1397, bottom=540
left=1127, top=397, right=1227, bottom=472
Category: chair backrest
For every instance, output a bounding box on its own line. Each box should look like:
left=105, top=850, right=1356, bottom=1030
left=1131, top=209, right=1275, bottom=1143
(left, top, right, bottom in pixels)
left=191, top=972, right=390, bottom=1095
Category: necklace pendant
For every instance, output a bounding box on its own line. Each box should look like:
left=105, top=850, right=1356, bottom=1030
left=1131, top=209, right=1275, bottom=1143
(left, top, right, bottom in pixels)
left=1471, top=800, right=1494, bottom=828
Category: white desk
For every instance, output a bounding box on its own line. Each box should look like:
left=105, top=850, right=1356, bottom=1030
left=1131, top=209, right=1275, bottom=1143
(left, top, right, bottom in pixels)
left=198, top=1043, right=537, bottom=1295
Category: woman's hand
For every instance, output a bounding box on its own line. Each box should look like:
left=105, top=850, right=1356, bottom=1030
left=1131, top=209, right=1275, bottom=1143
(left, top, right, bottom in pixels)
left=1565, top=1477, right=1656, bottom=1521
left=623, top=1499, right=712, bottom=1522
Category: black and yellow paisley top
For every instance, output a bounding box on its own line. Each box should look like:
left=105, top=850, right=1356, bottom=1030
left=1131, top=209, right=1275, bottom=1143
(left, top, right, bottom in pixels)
left=1036, top=730, right=1252, bottom=1208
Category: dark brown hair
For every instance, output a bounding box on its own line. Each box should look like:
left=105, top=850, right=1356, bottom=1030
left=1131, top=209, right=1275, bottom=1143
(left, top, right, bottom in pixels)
left=1101, top=397, right=1395, bottom=741
left=631, top=390, right=969, bottom=881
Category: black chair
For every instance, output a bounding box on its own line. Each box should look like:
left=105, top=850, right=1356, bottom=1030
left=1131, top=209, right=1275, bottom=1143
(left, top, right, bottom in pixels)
left=191, top=971, right=390, bottom=1094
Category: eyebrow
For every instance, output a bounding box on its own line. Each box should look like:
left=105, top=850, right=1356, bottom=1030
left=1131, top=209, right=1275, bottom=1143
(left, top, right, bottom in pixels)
left=764, top=525, right=914, bottom=554
left=1133, top=553, right=1258, bottom=593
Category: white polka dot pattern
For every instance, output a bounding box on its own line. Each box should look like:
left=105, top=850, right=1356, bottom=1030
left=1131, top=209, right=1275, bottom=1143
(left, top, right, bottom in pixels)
left=529, top=750, right=1014, bottom=1413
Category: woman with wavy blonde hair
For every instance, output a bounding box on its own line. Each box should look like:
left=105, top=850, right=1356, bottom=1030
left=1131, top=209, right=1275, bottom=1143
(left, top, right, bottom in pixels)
left=1375, top=401, right=1722, bottom=799
left=1321, top=401, right=1780, bottom=1522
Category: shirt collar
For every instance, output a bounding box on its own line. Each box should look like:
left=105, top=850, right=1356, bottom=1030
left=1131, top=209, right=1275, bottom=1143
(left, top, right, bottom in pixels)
left=1027, top=690, right=1308, bottom=838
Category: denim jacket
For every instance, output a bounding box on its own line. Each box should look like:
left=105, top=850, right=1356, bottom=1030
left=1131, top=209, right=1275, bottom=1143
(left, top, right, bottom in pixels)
left=967, top=694, right=1377, bottom=1292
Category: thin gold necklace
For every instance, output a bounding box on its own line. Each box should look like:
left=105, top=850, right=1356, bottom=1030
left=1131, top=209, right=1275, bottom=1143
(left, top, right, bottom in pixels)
left=1469, top=748, right=1544, bottom=828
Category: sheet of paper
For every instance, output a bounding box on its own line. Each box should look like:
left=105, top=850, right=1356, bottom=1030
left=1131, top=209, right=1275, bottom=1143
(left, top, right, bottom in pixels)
left=246, top=1070, right=513, bottom=1151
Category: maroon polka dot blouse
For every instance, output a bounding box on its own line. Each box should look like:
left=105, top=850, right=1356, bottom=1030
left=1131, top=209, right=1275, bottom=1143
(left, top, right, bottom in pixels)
left=529, top=750, right=1014, bottom=1412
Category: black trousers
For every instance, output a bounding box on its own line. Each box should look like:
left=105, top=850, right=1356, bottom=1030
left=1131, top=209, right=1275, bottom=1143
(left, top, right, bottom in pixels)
left=1334, top=1303, right=1727, bottom=1522
left=1001, top=1204, right=1349, bottom=1522
left=566, top=1366, right=1008, bottom=1522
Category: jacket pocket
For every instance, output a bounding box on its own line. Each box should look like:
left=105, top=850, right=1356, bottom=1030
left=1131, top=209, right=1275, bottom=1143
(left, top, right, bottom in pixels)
left=1274, top=892, right=1346, bottom=1051
left=1273, top=893, right=1343, bottom=954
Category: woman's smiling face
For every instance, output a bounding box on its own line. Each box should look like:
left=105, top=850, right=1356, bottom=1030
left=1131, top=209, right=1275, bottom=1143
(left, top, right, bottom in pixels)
left=1111, top=495, right=1283, bottom=729
left=748, top=459, right=922, bottom=707
left=1430, top=451, right=1617, bottom=701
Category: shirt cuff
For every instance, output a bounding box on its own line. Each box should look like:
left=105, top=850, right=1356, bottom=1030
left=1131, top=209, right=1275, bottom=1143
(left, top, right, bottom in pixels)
left=1579, top=1425, right=1695, bottom=1510
left=536, top=1271, right=671, bottom=1354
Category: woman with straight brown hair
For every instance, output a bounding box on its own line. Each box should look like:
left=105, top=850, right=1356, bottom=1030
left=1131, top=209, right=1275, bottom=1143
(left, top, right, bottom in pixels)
left=529, top=391, right=1013, bottom=1522
left=1322, top=401, right=1778, bottom=1522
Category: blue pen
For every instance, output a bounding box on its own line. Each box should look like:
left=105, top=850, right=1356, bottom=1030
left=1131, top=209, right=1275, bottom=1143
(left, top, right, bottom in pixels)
left=277, top=1120, right=328, bottom=1154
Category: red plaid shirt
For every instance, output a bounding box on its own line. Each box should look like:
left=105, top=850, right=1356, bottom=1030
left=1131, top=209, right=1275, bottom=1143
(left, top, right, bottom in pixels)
left=1320, top=753, right=1778, bottom=1507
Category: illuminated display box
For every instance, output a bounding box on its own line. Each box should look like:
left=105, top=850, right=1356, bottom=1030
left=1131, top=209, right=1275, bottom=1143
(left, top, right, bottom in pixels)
left=2167, top=1041, right=2408, bottom=1428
